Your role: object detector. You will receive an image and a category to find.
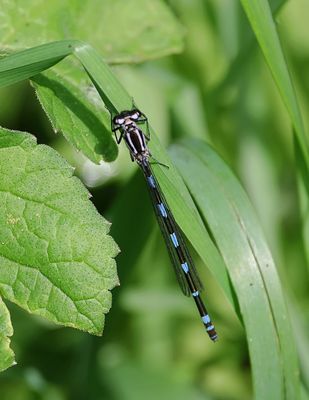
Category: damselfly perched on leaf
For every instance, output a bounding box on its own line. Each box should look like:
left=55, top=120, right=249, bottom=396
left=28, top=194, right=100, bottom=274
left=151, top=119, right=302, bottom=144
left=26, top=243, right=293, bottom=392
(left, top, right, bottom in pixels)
left=112, top=109, right=218, bottom=341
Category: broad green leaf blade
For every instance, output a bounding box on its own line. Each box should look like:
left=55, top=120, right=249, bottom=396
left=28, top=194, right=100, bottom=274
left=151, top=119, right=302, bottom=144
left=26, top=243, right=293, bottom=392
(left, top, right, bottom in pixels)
left=170, top=139, right=299, bottom=400
left=0, top=127, right=119, bottom=335
left=0, top=41, right=120, bottom=164
left=0, top=0, right=184, bottom=64
left=31, top=70, right=118, bottom=164
left=0, top=296, right=15, bottom=372
left=0, top=40, right=79, bottom=88
left=240, top=1, right=309, bottom=171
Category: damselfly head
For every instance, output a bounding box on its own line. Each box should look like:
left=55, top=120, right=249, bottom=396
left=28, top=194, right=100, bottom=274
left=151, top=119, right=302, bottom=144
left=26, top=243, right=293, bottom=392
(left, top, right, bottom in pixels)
left=113, top=109, right=141, bottom=125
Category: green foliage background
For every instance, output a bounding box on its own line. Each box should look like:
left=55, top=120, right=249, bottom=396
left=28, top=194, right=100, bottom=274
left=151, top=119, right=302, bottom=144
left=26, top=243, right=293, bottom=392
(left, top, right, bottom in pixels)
left=0, top=0, right=308, bottom=399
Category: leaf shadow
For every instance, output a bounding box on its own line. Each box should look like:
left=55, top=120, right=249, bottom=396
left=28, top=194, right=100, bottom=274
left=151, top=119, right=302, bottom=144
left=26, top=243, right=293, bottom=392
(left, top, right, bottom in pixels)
left=31, top=73, right=118, bottom=163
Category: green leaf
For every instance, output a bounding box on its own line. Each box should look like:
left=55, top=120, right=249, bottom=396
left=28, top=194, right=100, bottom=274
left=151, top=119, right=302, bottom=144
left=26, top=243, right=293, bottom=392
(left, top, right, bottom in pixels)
left=0, top=41, right=130, bottom=163
left=31, top=70, right=118, bottom=164
left=0, top=127, right=119, bottom=335
left=0, top=296, right=15, bottom=372
left=0, top=0, right=184, bottom=63
left=170, top=139, right=299, bottom=400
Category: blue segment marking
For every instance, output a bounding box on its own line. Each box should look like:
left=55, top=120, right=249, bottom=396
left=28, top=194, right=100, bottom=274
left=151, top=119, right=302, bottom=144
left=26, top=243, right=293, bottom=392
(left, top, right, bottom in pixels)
left=206, top=324, right=215, bottom=332
left=147, top=175, right=156, bottom=188
left=202, top=315, right=211, bottom=324
left=181, top=262, right=189, bottom=273
left=192, top=291, right=199, bottom=297
left=157, top=203, right=167, bottom=218
left=170, top=232, right=179, bottom=248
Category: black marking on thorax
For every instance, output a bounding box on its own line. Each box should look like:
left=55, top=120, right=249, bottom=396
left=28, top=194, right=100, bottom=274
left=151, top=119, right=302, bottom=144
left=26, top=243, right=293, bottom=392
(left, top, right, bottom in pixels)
left=123, top=122, right=147, bottom=155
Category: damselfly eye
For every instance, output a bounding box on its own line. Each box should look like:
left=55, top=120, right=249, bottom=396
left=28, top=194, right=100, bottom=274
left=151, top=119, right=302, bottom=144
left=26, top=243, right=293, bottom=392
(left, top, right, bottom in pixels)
left=115, top=117, right=124, bottom=125
left=130, top=110, right=140, bottom=120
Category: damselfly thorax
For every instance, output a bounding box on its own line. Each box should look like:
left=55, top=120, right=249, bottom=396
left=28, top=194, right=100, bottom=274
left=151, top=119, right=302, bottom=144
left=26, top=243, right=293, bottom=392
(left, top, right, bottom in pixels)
left=112, top=109, right=150, bottom=165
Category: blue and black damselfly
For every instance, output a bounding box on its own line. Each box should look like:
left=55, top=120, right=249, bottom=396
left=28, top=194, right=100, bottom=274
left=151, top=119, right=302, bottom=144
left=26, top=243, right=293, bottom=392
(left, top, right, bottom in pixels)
left=112, top=109, right=218, bottom=341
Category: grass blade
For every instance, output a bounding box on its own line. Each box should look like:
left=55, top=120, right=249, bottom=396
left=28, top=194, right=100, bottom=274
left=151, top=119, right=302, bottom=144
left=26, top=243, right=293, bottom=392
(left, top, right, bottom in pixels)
left=0, top=40, right=80, bottom=88
left=240, top=0, right=309, bottom=167
left=170, top=139, right=300, bottom=400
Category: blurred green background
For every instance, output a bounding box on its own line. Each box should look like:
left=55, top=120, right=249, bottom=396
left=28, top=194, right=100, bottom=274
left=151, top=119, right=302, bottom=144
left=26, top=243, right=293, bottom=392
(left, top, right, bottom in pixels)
left=0, top=0, right=308, bottom=399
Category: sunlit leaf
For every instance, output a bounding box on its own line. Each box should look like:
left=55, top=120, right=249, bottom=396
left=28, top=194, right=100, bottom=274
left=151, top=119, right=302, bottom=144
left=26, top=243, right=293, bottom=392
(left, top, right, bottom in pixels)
left=0, top=127, right=119, bottom=335
left=32, top=70, right=117, bottom=164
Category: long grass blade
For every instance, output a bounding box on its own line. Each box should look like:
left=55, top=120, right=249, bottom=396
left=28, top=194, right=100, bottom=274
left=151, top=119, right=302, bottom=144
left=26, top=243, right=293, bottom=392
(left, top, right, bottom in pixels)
left=171, top=139, right=300, bottom=400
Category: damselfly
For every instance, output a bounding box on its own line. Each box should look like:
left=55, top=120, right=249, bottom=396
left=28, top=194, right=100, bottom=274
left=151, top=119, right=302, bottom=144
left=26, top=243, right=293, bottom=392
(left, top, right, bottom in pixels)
left=112, top=109, right=218, bottom=341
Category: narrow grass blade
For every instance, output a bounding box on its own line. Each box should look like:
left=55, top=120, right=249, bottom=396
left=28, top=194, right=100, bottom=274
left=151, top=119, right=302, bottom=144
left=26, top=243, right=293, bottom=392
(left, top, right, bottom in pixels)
left=74, top=43, right=133, bottom=114
left=170, top=139, right=300, bottom=400
left=0, top=40, right=80, bottom=88
left=240, top=0, right=309, bottom=173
